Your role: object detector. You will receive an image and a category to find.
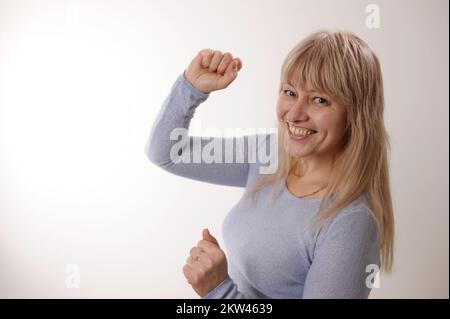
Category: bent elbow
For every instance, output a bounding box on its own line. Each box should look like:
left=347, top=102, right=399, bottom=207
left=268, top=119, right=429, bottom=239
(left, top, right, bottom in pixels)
left=144, top=138, right=162, bottom=166
left=144, top=138, right=178, bottom=171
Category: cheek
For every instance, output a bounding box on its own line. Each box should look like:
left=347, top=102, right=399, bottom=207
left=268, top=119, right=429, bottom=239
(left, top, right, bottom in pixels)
left=332, top=112, right=347, bottom=134
left=317, top=113, right=347, bottom=136
left=276, top=101, right=288, bottom=120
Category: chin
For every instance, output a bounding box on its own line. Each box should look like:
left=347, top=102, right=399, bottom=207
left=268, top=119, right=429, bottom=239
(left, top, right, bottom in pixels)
left=286, top=149, right=310, bottom=159
left=283, top=138, right=311, bottom=158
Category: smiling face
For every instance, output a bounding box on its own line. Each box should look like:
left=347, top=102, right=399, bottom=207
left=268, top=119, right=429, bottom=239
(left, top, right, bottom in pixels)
left=276, top=80, right=348, bottom=160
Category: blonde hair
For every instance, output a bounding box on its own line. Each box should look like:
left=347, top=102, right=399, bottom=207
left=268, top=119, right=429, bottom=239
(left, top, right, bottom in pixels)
left=249, top=30, right=394, bottom=273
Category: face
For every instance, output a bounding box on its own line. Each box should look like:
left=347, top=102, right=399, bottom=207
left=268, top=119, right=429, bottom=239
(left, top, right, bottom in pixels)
left=276, top=80, right=348, bottom=160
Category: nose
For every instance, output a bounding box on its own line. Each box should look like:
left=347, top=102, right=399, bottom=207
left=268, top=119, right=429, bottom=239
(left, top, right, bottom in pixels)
left=286, top=99, right=310, bottom=122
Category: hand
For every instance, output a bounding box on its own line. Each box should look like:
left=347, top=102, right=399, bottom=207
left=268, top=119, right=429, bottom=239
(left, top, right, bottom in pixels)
left=182, top=228, right=228, bottom=297
left=184, top=48, right=243, bottom=94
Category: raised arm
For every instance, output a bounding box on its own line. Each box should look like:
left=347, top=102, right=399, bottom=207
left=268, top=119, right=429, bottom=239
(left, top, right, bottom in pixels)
left=145, top=49, right=275, bottom=187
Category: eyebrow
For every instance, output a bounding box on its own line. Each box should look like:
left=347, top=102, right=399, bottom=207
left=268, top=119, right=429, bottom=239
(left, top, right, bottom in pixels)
left=284, top=82, right=317, bottom=93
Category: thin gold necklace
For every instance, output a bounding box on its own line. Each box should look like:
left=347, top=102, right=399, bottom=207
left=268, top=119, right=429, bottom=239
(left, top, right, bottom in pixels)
left=291, top=171, right=328, bottom=198
left=296, top=183, right=328, bottom=198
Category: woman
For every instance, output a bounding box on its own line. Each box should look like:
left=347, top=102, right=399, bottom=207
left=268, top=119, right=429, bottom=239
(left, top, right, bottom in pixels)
left=145, top=30, right=395, bottom=299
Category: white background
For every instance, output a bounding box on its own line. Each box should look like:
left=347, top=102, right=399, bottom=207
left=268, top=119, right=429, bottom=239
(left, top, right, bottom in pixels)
left=0, top=0, right=448, bottom=298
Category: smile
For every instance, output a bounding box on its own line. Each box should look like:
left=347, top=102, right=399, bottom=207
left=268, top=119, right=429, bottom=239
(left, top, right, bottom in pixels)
left=286, top=122, right=317, bottom=140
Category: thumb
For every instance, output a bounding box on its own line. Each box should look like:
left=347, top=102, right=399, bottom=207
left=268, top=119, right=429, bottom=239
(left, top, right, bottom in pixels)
left=203, top=228, right=220, bottom=247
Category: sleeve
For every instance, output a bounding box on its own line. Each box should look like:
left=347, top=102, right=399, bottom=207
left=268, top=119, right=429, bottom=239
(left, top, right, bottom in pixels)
left=145, top=70, right=276, bottom=187
left=201, top=275, right=249, bottom=299
left=302, top=208, right=381, bottom=299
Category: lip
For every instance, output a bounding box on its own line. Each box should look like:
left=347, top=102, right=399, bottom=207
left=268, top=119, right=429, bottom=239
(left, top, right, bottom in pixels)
left=287, top=128, right=315, bottom=141
left=286, top=121, right=317, bottom=132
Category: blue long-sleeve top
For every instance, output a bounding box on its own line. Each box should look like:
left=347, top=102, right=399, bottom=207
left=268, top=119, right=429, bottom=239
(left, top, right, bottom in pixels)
left=145, top=71, right=381, bottom=299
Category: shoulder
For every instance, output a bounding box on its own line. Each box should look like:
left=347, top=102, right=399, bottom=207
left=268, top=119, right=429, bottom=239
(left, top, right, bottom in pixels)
left=335, top=195, right=374, bottom=224
left=315, top=195, right=380, bottom=249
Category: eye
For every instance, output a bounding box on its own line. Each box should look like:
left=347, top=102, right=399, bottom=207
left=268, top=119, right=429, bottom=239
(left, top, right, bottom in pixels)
left=283, top=89, right=295, bottom=97
left=313, top=97, right=329, bottom=105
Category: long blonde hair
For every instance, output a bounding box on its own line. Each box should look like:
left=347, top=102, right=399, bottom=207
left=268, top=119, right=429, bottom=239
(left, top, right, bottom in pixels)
left=249, top=30, right=394, bottom=273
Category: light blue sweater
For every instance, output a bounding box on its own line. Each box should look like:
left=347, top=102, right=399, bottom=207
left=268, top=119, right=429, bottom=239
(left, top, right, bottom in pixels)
left=145, top=71, right=381, bottom=299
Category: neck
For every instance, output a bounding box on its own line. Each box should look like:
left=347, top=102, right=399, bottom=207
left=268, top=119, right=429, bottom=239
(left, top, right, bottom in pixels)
left=291, top=152, right=338, bottom=183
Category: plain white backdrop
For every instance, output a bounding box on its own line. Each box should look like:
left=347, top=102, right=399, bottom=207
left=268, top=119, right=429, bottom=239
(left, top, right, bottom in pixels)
left=0, top=0, right=448, bottom=298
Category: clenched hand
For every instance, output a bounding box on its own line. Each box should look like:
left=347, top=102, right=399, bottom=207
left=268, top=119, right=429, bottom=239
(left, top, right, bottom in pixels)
left=182, top=228, right=228, bottom=297
left=184, top=48, right=243, bottom=94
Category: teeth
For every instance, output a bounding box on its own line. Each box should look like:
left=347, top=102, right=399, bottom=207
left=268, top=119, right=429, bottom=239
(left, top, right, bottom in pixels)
left=288, top=124, right=315, bottom=137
